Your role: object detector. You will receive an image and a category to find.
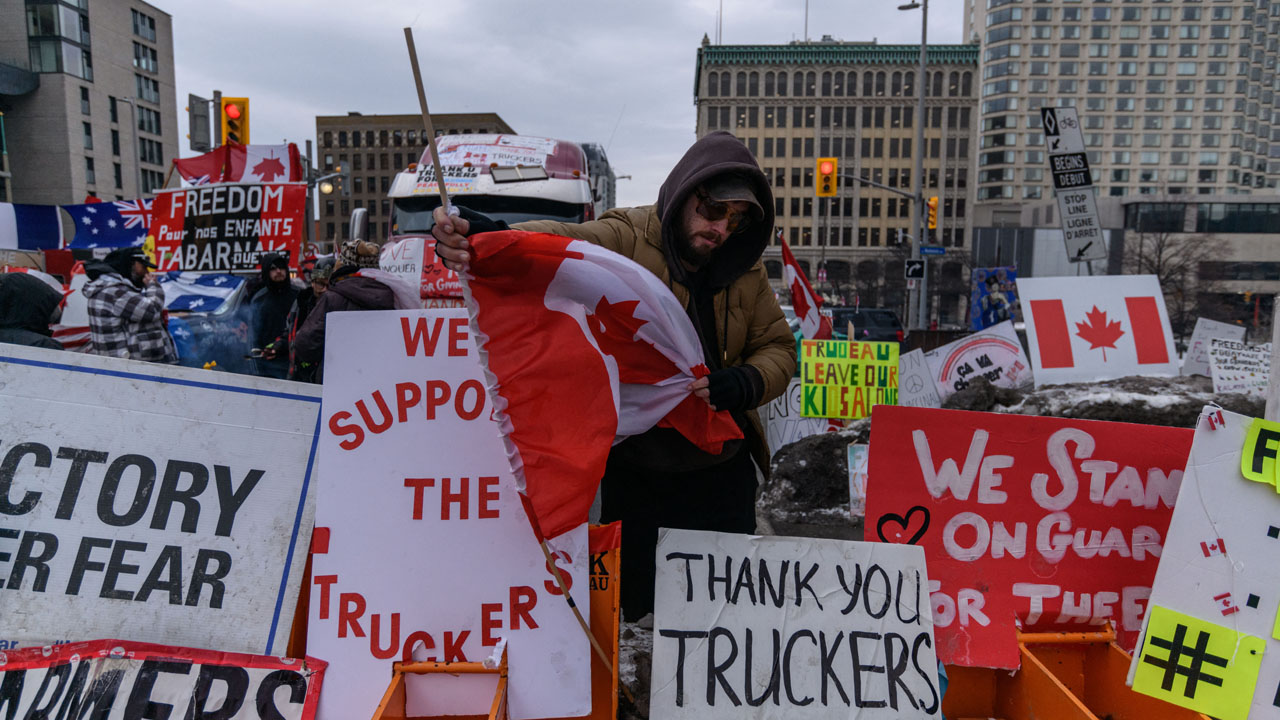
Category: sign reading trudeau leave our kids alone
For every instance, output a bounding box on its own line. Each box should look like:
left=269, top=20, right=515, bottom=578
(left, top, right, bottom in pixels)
left=801, top=339, right=898, bottom=419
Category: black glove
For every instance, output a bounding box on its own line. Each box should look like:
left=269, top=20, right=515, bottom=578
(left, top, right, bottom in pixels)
left=706, top=366, right=763, bottom=412
left=454, top=206, right=510, bottom=235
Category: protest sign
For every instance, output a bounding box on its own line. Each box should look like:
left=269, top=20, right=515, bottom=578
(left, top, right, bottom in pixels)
left=1183, top=317, right=1246, bottom=377
left=150, top=183, right=306, bottom=272
left=0, top=639, right=325, bottom=719
left=897, top=349, right=942, bottom=409
left=924, top=321, right=1032, bottom=400
left=1208, top=338, right=1271, bottom=397
left=0, top=345, right=319, bottom=655
left=865, top=405, right=1192, bottom=668
left=801, top=340, right=898, bottom=419
left=969, top=266, right=1020, bottom=331
left=379, top=236, right=426, bottom=292
left=308, top=309, right=589, bottom=720
left=1016, top=274, right=1178, bottom=386
left=651, top=529, right=940, bottom=718
left=1128, top=409, right=1280, bottom=720
left=762, top=378, right=836, bottom=455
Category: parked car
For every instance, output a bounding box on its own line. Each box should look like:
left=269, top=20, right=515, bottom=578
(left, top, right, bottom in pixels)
left=828, top=307, right=905, bottom=344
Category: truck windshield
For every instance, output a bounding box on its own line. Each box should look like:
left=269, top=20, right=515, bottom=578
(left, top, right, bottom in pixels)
left=393, top=195, right=586, bottom=234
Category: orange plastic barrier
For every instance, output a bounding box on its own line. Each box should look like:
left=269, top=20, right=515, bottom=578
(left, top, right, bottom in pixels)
left=943, top=626, right=1211, bottom=720
left=371, top=653, right=509, bottom=720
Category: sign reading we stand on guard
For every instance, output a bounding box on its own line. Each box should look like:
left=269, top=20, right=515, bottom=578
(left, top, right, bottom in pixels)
left=309, top=309, right=589, bottom=720
left=0, top=344, right=320, bottom=656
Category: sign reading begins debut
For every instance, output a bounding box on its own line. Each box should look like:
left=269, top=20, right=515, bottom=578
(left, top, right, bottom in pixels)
left=801, top=340, right=898, bottom=419
left=150, top=183, right=306, bottom=272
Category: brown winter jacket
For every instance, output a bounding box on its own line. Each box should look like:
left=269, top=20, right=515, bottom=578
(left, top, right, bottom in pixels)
left=293, top=267, right=396, bottom=381
left=516, top=131, right=796, bottom=473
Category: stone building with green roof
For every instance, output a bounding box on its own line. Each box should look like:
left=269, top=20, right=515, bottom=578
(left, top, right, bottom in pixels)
left=694, top=36, right=980, bottom=327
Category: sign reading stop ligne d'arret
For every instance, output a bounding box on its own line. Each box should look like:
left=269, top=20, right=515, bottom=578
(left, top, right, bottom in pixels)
left=801, top=340, right=898, bottom=419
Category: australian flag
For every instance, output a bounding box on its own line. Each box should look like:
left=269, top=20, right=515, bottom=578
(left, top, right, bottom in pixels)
left=63, top=199, right=150, bottom=249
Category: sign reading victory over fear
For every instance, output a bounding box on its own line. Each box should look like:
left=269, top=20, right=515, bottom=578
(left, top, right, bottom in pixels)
left=0, top=345, right=320, bottom=655
left=309, top=310, right=589, bottom=720
left=651, top=529, right=941, bottom=719
left=150, top=183, right=306, bottom=272
left=865, top=406, right=1192, bottom=668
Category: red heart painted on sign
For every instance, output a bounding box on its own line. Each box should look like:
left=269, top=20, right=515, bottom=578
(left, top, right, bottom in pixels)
left=875, top=506, right=930, bottom=545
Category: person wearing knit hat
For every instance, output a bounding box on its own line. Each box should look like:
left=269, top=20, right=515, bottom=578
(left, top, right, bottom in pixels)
left=337, top=240, right=381, bottom=269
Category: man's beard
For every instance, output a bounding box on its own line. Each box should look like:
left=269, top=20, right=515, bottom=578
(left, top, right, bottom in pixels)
left=677, top=233, right=715, bottom=268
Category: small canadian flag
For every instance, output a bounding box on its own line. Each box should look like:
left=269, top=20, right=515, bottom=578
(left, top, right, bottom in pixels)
left=1016, top=275, right=1178, bottom=386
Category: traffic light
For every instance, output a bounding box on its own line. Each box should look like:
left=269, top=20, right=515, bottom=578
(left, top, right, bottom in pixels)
left=927, top=196, right=938, bottom=230
left=220, top=97, right=250, bottom=145
left=816, top=157, right=838, bottom=197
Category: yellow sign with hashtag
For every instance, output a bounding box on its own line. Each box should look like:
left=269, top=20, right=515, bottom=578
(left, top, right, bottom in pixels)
left=1133, top=605, right=1266, bottom=720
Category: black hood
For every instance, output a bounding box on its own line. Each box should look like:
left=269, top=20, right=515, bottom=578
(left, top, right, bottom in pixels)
left=0, top=273, right=62, bottom=336
left=654, top=131, right=774, bottom=289
left=259, top=253, right=291, bottom=289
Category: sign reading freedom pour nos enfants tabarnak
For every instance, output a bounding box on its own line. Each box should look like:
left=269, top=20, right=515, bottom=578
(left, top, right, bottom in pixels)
left=801, top=339, right=898, bottom=420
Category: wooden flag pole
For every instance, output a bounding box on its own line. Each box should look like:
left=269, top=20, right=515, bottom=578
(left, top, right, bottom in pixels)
left=403, top=28, right=453, bottom=217
left=538, top=538, right=635, bottom=704
left=403, top=25, right=632, bottom=706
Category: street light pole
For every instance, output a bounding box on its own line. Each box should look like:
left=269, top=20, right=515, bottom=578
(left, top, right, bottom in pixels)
left=901, top=0, right=929, bottom=330
left=119, top=97, right=144, bottom=196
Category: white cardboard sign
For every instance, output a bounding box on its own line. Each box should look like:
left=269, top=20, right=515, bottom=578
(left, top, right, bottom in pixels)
left=1128, top=408, right=1280, bottom=719
left=923, top=320, right=1032, bottom=400
left=1183, top=318, right=1247, bottom=377
left=308, top=309, right=589, bottom=720
left=762, top=378, right=835, bottom=455
left=651, top=529, right=940, bottom=719
left=0, top=344, right=320, bottom=655
left=1208, top=339, right=1271, bottom=397
left=380, top=236, right=426, bottom=291
left=1016, top=274, right=1178, bottom=386
left=897, top=349, right=942, bottom=409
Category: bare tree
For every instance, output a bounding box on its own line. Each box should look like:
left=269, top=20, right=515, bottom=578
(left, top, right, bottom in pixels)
left=1122, top=229, right=1219, bottom=342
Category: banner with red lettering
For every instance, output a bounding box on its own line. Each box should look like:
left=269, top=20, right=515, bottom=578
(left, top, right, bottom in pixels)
left=0, top=639, right=325, bottom=719
left=308, top=309, right=589, bottom=720
left=150, top=183, right=306, bottom=272
left=865, top=406, right=1193, bottom=668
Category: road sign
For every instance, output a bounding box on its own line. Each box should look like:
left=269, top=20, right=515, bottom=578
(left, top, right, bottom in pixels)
left=1042, top=106, right=1107, bottom=263
left=905, top=259, right=925, bottom=279
left=921, top=246, right=946, bottom=256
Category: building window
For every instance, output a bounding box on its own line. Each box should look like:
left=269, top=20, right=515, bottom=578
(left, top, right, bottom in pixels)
left=80, top=86, right=90, bottom=115
left=114, top=163, right=123, bottom=189
left=137, top=107, right=161, bottom=135
left=133, top=42, right=158, bottom=73
left=85, top=157, right=95, bottom=185
left=135, top=75, right=160, bottom=104
left=140, top=138, right=163, bottom=166
left=111, top=129, right=120, bottom=156
left=132, top=10, right=157, bottom=42
left=82, top=122, right=92, bottom=150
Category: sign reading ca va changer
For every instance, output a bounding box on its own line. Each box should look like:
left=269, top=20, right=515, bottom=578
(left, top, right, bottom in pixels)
left=0, top=345, right=320, bottom=655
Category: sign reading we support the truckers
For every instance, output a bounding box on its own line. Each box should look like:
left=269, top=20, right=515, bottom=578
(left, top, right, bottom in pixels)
left=1129, top=409, right=1280, bottom=720
left=801, top=339, right=898, bottom=419
left=651, top=529, right=941, bottom=719
left=1042, top=107, right=1107, bottom=263
left=309, top=310, right=589, bottom=720
left=0, top=344, right=320, bottom=655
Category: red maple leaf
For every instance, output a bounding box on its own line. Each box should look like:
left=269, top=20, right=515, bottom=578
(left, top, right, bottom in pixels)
left=1075, top=305, right=1125, bottom=361
left=252, top=155, right=287, bottom=182
left=585, top=296, right=683, bottom=384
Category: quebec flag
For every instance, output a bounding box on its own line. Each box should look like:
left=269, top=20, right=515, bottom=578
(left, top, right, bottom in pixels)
left=155, top=272, right=244, bottom=312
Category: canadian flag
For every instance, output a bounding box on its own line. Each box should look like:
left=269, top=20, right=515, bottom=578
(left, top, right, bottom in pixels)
left=173, top=142, right=303, bottom=185
left=464, top=230, right=743, bottom=541
left=1016, top=275, right=1178, bottom=386
left=780, top=236, right=832, bottom=340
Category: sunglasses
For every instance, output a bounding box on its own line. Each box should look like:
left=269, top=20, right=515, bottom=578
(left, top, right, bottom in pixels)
left=694, top=189, right=753, bottom=233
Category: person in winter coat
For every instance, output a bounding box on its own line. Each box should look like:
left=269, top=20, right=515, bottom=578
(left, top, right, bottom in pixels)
left=83, top=248, right=176, bottom=363
left=263, top=256, right=334, bottom=383
left=431, top=131, right=796, bottom=619
left=248, top=253, right=298, bottom=379
left=0, top=272, right=64, bottom=350
left=293, top=241, right=397, bottom=382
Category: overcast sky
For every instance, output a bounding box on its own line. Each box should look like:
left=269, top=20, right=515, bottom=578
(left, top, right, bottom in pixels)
left=153, top=0, right=965, bottom=208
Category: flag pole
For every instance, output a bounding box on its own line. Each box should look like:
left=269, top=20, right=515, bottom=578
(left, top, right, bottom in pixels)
left=538, top=537, right=635, bottom=704
left=402, top=26, right=632, bottom=705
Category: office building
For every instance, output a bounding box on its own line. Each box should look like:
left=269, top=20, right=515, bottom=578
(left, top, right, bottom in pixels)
left=964, top=0, right=1280, bottom=214
left=694, top=36, right=980, bottom=326
left=315, top=112, right=515, bottom=245
left=0, top=0, right=177, bottom=205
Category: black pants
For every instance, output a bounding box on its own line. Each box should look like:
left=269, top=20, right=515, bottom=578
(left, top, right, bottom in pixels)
left=599, top=448, right=758, bottom=621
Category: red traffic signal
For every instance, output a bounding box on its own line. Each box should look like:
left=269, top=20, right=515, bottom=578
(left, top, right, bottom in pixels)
left=819, top=160, right=834, bottom=175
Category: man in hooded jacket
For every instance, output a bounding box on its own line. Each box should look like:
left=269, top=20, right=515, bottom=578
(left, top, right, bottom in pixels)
left=0, top=273, right=64, bottom=350
left=432, top=131, right=796, bottom=619
left=83, top=248, right=176, bottom=363
left=248, top=253, right=298, bottom=378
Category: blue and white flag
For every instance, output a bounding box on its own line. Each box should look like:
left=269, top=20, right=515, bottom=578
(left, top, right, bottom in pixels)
left=0, top=202, right=62, bottom=250
left=63, top=200, right=148, bottom=249
left=155, top=271, right=244, bottom=313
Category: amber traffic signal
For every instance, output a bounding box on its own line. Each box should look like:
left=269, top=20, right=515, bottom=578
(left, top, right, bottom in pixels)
left=816, top=157, right=838, bottom=197
left=220, top=97, right=249, bottom=145
left=927, top=196, right=939, bottom=230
